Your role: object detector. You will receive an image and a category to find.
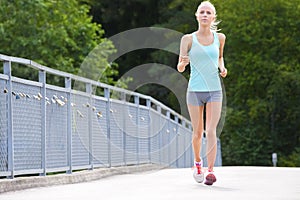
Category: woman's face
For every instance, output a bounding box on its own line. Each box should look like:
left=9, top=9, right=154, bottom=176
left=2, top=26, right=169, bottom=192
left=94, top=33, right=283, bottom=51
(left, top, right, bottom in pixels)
left=196, top=5, right=215, bottom=26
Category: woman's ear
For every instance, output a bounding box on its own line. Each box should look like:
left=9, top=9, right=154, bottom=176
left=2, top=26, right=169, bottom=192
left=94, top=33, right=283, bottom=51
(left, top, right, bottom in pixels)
left=195, top=12, right=200, bottom=22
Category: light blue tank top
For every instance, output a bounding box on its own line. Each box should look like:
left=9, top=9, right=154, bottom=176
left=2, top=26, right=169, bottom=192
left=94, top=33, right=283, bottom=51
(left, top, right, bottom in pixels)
left=188, top=31, right=221, bottom=92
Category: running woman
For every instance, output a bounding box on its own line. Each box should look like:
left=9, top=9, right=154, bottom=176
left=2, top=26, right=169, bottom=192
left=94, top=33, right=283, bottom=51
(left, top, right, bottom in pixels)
left=177, top=1, right=227, bottom=185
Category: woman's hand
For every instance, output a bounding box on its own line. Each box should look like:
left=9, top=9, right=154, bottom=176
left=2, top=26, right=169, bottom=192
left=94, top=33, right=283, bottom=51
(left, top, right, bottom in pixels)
left=177, top=55, right=190, bottom=72
left=180, top=55, right=190, bottom=65
left=219, top=67, right=227, bottom=78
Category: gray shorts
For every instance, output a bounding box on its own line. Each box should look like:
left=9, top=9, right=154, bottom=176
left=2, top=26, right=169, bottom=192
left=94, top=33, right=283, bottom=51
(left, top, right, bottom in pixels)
left=187, top=91, right=222, bottom=106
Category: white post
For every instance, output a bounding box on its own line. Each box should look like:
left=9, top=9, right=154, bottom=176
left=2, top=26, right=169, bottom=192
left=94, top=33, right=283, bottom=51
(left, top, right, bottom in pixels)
left=272, top=153, right=277, bottom=167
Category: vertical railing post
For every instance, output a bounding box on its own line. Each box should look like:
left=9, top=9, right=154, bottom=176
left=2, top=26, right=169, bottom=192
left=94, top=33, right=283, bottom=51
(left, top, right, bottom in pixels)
left=39, top=70, right=46, bottom=176
left=189, top=123, right=193, bottom=167
left=65, top=77, right=72, bottom=174
left=157, top=105, right=162, bottom=165
left=121, top=92, right=126, bottom=166
left=134, top=95, right=140, bottom=165
left=166, top=111, right=171, bottom=166
left=182, top=120, right=186, bottom=167
left=4, top=61, right=14, bottom=178
left=104, top=88, right=111, bottom=167
left=86, top=83, right=93, bottom=170
left=146, top=99, right=151, bottom=164
left=174, top=115, right=179, bottom=168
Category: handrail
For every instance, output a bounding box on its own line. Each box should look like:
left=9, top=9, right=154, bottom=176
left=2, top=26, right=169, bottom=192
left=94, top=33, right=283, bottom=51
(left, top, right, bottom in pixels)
left=0, top=53, right=190, bottom=125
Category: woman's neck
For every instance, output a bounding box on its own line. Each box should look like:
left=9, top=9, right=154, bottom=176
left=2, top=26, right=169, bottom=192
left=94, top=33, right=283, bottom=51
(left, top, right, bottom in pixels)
left=197, top=26, right=212, bottom=36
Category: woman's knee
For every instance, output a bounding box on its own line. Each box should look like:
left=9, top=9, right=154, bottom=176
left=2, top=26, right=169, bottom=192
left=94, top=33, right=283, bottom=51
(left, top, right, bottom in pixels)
left=193, top=130, right=203, bottom=140
left=205, top=128, right=217, bottom=138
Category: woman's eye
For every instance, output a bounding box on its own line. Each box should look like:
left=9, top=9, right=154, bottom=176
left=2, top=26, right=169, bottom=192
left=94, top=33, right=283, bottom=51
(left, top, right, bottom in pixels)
left=199, top=10, right=212, bottom=15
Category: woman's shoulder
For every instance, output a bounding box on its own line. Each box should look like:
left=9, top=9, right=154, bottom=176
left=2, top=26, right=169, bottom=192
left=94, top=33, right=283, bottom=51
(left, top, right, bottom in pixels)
left=217, top=32, right=226, bottom=41
left=180, top=33, right=194, bottom=46
left=182, top=33, right=194, bottom=40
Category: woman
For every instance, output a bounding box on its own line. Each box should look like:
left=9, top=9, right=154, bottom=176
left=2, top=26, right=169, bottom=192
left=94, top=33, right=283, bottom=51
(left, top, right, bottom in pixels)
left=177, top=1, right=227, bottom=185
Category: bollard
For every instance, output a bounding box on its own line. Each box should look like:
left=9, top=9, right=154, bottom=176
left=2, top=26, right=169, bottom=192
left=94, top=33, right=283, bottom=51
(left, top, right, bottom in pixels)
left=272, top=153, right=277, bottom=167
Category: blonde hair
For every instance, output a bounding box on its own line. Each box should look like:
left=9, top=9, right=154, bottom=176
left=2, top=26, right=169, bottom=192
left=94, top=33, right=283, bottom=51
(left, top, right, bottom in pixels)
left=196, top=1, right=221, bottom=31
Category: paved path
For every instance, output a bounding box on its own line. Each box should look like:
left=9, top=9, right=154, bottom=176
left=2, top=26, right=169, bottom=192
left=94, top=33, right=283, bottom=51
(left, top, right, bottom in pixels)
left=0, top=167, right=299, bottom=200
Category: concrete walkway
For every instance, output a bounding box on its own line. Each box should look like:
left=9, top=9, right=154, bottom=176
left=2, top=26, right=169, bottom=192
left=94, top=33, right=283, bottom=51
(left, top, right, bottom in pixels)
left=0, top=167, right=299, bottom=200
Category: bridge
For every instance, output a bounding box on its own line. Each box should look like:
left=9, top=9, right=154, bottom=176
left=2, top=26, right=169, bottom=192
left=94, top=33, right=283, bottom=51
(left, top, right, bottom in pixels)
left=0, top=54, right=299, bottom=199
left=0, top=54, right=220, bottom=184
left=0, top=166, right=299, bottom=199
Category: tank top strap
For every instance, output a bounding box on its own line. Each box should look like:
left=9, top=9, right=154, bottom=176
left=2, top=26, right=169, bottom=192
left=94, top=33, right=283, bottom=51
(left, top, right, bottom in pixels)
left=213, top=32, right=220, bottom=47
left=192, top=32, right=197, bottom=43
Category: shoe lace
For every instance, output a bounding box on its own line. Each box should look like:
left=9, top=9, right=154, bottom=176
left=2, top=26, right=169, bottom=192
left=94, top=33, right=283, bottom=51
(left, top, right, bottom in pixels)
left=196, top=165, right=201, bottom=174
left=192, top=166, right=213, bottom=173
left=192, top=165, right=207, bottom=174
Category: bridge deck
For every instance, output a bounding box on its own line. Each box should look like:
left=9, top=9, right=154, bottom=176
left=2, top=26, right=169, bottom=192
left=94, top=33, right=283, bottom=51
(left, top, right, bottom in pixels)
left=0, top=167, right=299, bottom=200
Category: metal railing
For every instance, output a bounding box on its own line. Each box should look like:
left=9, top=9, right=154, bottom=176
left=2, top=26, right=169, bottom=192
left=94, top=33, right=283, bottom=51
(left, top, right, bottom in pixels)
left=0, top=54, right=221, bottom=178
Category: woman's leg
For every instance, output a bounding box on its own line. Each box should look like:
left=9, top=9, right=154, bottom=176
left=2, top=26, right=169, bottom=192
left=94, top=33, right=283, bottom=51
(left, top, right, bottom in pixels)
left=188, top=104, right=204, bottom=163
left=205, top=101, right=222, bottom=171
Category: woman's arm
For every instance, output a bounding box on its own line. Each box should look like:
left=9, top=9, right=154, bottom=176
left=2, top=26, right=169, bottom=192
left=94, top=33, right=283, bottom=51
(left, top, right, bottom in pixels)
left=177, top=34, right=192, bottom=73
left=218, top=33, right=227, bottom=78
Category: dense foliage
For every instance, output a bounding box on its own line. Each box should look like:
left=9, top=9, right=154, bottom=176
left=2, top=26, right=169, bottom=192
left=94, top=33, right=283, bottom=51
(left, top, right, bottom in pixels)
left=216, top=0, right=300, bottom=166
left=90, top=0, right=300, bottom=166
left=1, top=0, right=299, bottom=166
left=0, top=0, right=117, bottom=84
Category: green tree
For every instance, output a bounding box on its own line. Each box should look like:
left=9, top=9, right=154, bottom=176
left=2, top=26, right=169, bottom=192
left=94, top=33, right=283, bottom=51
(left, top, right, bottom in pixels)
left=87, top=0, right=300, bottom=166
left=0, top=0, right=117, bottom=85
left=89, top=0, right=185, bottom=108
left=93, top=0, right=300, bottom=166
left=217, top=0, right=300, bottom=166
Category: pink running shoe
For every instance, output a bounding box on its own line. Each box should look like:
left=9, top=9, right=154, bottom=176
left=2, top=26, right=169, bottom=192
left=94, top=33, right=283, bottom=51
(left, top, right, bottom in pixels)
left=193, top=161, right=204, bottom=183
left=204, top=170, right=217, bottom=186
